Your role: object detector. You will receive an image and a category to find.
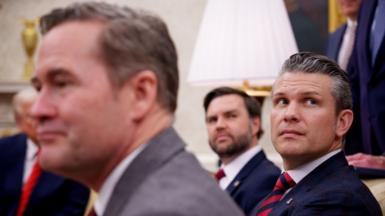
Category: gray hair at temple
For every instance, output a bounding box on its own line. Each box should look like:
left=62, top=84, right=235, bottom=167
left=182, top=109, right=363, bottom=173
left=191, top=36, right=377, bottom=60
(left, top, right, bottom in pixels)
left=39, top=1, right=179, bottom=113
left=277, top=52, right=352, bottom=114
left=13, top=88, right=37, bottom=117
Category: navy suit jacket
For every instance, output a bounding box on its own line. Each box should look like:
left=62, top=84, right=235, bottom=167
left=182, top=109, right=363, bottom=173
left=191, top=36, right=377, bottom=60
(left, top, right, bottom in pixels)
left=346, top=0, right=385, bottom=155
left=226, top=151, right=280, bottom=215
left=326, top=24, right=347, bottom=61
left=251, top=152, right=381, bottom=216
left=0, top=133, right=90, bottom=216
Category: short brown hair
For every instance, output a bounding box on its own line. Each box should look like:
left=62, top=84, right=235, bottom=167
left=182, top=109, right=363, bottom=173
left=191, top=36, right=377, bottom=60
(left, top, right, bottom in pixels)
left=40, top=2, right=179, bottom=113
left=203, top=87, right=264, bottom=139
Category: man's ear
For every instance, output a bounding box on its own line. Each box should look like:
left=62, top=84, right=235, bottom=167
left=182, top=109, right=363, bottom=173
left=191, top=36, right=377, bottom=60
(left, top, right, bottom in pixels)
left=121, top=70, right=158, bottom=121
left=336, top=109, right=353, bottom=138
left=250, top=117, right=261, bottom=137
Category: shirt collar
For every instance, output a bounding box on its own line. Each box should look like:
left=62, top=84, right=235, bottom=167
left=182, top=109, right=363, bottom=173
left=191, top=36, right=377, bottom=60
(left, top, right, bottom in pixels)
left=26, top=138, right=38, bottom=161
left=219, top=145, right=262, bottom=189
left=286, top=149, right=341, bottom=184
left=347, top=19, right=357, bottom=29
left=94, top=144, right=146, bottom=216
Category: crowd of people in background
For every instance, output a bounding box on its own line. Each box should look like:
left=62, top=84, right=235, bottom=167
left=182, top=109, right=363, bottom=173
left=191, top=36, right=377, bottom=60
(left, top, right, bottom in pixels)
left=0, top=0, right=384, bottom=215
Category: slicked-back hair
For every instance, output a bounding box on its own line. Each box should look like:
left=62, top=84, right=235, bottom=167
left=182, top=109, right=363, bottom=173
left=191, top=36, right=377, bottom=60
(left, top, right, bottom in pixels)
left=40, top=1, right=179, bottom=113
left=203, top=87, right=264, bottom=139
left=278, top=52, right=352, bottom=114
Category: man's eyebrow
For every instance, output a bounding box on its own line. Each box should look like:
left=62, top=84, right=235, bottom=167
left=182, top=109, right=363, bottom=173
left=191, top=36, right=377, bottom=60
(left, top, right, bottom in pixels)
left=272, top=92, right=286, bottom=97
left=207, top=109, right=238, bottom=118
left=46, top=68, right=71, bottom=79
left=272, top=91, right=321, bottom=97
left=300, top=91, right=321, bottom=96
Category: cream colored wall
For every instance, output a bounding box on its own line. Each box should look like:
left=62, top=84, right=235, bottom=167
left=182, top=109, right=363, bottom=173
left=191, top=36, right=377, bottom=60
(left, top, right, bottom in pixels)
left=0, top=0, right=281, bottom=171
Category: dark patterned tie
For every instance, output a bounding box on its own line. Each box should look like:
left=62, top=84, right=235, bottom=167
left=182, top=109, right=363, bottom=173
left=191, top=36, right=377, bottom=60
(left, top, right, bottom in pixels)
left=214, top=168, right=226, bottom=182
left=255, top=172, right=296, bottom=216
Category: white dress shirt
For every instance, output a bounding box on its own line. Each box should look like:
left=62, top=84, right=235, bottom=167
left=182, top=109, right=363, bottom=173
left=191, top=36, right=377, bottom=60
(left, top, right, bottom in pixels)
left=338, top=19, right=357, bottom=70
left=286, top=149, right=341, bottom=187
left=218, top=145, right=262, bottom=190
left=23, top=139, right=38, bottom=183
left=94, top=144, right=146, bottom=216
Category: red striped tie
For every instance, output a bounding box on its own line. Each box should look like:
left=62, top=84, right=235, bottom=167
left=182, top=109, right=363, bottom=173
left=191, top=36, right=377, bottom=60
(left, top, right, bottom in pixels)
left=255, top=172, right=296, bottom=216
left=87, top=207, right=97, bottom=216
left=16, top=155, right=42, bottom=216
left=214, top=168, right=226, bottom=181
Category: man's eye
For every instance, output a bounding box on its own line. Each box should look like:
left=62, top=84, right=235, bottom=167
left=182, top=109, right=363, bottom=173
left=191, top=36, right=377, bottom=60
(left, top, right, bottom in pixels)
left=305, top=98, right=317, bottom=105
left=53, top=79, right=69, bottom=88
left=207, top=117, right=217, bottom=124
left=275, top=98, right=288, bottom=106
left=227, top=113, right=237, bottom=119
left=33, top=83, right=42, bottom=92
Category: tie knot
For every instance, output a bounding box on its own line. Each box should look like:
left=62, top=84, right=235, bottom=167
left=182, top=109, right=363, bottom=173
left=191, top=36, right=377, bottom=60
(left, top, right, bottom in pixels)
left=273, top=172, right=295, bottom=192
left=214, top=168, right=226, bottom=181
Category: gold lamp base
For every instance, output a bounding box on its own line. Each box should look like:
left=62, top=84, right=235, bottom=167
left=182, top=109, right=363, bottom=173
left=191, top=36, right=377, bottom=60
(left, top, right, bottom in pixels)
left=240, top=80, right=272, bottom=97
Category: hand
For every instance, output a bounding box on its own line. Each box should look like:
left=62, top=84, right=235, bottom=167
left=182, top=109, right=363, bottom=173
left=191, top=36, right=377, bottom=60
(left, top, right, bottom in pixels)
left=346, top=153, right=385, bottom=169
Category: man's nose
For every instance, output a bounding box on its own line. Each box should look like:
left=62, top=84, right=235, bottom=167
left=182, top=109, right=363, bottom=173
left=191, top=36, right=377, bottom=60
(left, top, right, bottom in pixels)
left=283, top=102, right=300, bottom=122
left=30, top=90, right=57, bottom=122
left=215, top=117, right=227, bottom=129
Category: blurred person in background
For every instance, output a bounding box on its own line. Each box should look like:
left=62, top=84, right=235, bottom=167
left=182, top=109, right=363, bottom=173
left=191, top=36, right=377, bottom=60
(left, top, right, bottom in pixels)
left=204, top=87, right=280, bottom=215
left=0, top=88, right=90, bottom=216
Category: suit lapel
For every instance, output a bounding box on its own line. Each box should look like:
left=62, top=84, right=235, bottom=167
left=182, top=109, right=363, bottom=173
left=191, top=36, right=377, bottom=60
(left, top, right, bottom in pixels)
left=357, top=0, right=377, bottom=82
left=26, top=172, right=64, bottom=209
left=104, top=127, right=185, bottom=216
left=226, top=151, right=266, bottom=195
left=270, top=152, right=348, bottom=215
left=2, top=134, right=27, bottom=215
left=334, top=25, right=347, bottom=60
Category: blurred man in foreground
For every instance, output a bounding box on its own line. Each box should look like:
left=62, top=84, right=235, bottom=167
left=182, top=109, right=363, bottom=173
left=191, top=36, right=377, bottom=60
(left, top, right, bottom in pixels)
left=31, top=2, right=243, bottom=216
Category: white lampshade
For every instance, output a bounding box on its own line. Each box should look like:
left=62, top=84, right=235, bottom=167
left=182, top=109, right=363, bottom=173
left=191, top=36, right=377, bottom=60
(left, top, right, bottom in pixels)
left=188, top=0, right=298, bottom=87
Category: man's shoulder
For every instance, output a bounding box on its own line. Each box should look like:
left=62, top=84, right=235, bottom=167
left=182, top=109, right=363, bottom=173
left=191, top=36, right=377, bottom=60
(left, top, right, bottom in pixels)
left=118, top=149, right=243, bottom=215
left=237, top=151, right=280, bottom=188
left=105, top=128, right=243, bottom=216
left=0, top=133, right=26, bottom=146
left=228, top=152, right=281, bottom=214
left=284, top=160, right=381, bottom=215
left=0, top=133, right=27, bottom=160
left=27, top=172, right=90, bottom=215
left=330, top=24, right=347, bottom=37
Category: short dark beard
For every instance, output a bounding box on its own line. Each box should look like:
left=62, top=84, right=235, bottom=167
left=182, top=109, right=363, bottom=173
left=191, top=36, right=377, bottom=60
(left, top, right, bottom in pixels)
left=209, top=128, right=252, bottom=160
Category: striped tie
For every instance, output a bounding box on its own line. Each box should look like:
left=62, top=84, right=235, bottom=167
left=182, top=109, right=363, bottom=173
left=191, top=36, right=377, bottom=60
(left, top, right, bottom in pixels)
left=255, top=172, right=296, bottom=216
left=87, top=207, right=97, bottom=216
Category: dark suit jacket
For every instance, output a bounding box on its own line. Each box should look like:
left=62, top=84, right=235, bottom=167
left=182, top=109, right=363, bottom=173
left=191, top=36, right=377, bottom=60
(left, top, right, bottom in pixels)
left=104, top=127, right=244, bottom=216
left=251, top=152, right=381, bottom=216
left=226, top=151, right=280, bottom=215
left=326, top=24, right=347, bottom=61
left=347, top=0, right=385, bottom=155
left=0, top=133, right=90, bottom=216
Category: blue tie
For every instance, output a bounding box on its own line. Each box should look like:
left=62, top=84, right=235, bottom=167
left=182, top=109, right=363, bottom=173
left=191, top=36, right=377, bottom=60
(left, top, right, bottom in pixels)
left=371, top=0, right=385, bottom=65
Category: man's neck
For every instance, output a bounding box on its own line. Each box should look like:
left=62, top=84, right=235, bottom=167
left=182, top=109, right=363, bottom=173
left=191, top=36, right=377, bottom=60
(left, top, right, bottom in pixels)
left=85, top=107, right=173, bottom=191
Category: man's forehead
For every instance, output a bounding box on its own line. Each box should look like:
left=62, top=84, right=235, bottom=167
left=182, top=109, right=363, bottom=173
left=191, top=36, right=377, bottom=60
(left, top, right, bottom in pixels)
left=273, top=72, right=331, bottom=95
left=38, top=20, right=104, bottom=57
left=208, top=95, right=245, bottom=113
left=34, top=21, right=106, bottom=81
